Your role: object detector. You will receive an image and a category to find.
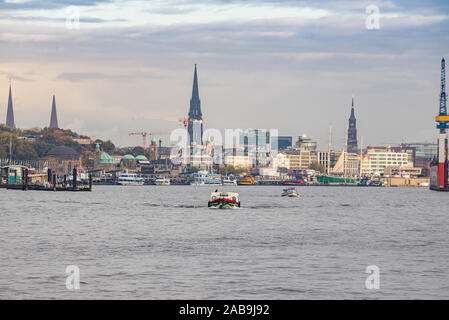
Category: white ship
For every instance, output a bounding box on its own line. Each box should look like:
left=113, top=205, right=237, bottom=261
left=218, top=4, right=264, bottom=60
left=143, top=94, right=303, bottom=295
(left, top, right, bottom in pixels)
left=222, top=177, right=237, bottom=185
left=155, top=177, right=171, bottom=186
left=118, top=173, right=144, bottom=186
left=191, top=169, right=222, bottom=186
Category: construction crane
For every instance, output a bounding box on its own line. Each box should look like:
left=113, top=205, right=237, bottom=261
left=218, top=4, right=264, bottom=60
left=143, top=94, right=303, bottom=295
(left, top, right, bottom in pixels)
left=128, top=132, right=171, bottom=151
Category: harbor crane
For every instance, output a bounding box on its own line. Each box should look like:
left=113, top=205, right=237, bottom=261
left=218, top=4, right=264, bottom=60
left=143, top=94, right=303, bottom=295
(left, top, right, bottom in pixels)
left=128, top=131, right=170, bottom=151
left=430, top=57, right=449, bottom=191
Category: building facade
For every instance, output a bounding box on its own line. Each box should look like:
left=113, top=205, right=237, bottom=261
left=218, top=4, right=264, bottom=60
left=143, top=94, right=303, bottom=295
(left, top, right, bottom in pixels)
left=366, top=148, right=409, bottom=175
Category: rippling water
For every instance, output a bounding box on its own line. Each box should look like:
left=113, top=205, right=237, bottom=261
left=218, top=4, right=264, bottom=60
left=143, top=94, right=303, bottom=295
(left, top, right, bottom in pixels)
left=1, top=185, right=448, bottom=299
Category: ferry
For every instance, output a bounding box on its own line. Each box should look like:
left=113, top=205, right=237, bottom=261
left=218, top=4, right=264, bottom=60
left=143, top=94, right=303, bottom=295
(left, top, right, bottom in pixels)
left=208, top=191, right=240, bottom=209
left=118, top=173, right=144, bottom=186
left=281, top=187, right=299, bottom=197
left=155, top=177, right=171, bottom=186
left=191, top=169, right=222, bottom=185
left=237, top=175, right=255, bottom=185
left=282, top=179, right=308, bottom=186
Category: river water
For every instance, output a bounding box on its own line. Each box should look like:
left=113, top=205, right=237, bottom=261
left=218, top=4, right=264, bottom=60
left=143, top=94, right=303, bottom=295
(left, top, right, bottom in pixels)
left=0, top=185, right=448, bottom=299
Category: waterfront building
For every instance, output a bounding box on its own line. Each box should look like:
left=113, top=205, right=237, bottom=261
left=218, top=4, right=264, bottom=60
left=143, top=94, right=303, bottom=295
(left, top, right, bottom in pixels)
left=366, top=148, right=409, bottom=175
left=317, top=151, right=342, bottom=173
left=275, top=136, right=292, bottom=151
left=73, top=138, right=92, bottom=145
left=331, top=152, right=360, bottom=177
left=276, top=153, right=291, bottom=169
left=367, top=146, right=416, bottom=167
left=223, top=154, right=250, bottom=169
left=383, top=165, right=422, bottom=178
left=187, top=64, right=203, bottom=148
left=190, top=154, right=213, bottom=168
left=43, top=145, right=81, bottom=174
left=359, top=154, right=372, bottom=176
left=298, top=150, right=318, bottom=169
left=347, top=96, right=358, bottom=154
left=6, top=82, right=15, bottom=129
left=239, top=129, right=272, bottom=168
left=98, top=152, right=117, bottom=171
left=49, top=94, right=59, bottom=128
left=400, top=143, right=438, bottom=168
left=295, top=134, right=317, bottom=151
left=148, top=137, right=159, bottom=161
left=120, top=154, right=137, bottom=170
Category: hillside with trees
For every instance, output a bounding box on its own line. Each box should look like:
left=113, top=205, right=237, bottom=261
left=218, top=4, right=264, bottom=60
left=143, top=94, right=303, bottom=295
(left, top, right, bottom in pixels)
left=0, top=125, right=118, bottom=160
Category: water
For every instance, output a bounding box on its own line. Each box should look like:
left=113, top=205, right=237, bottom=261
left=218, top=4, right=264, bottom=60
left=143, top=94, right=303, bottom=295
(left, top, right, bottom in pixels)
left=0, top=185, right=448, bottom=299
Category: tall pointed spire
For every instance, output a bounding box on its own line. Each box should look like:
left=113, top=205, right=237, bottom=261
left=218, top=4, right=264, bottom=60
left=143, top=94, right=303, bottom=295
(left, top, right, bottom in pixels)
left=350, top=94, right=356, bottom=119
left=189, top=64, right=202, bottom=119
left=187, top=64, right=203, bottom=147
left=6, top=80, right=16, bottom=129
left=49, top=94, right=59, bottom=128
left=347, top=94, right=358, bottom=154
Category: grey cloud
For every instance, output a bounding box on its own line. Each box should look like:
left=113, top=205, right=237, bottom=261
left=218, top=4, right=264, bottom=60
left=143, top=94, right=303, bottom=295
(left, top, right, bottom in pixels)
left=57, top=71, right=168, bottom=82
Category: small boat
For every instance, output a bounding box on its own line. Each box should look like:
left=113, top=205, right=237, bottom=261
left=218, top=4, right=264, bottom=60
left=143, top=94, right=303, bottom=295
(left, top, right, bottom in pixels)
left=222, top=177, right=237, bottom=185
left=155, top=177, right=170, bottom=186
left=237, top=175, right=255, bottom=185
left=118, top=173, right=144, bottom=186
left=208, top=191, right=240, bottom=209
left=281, top=187, right=299, bottom=197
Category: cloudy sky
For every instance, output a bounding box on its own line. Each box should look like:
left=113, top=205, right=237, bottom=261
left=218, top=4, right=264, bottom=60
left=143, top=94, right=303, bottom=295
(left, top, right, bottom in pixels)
left=0, top=0, right=448, bottom=149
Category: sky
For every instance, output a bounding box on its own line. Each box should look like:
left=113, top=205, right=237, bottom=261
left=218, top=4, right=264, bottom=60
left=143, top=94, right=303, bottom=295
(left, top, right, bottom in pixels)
left=0, top=0, right=448, bottom=149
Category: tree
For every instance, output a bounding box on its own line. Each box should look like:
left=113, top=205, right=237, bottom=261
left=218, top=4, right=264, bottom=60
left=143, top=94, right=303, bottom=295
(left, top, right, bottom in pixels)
left=309, top=161, right=326, bottom=173
left=219, top=165, right=246, bottom=176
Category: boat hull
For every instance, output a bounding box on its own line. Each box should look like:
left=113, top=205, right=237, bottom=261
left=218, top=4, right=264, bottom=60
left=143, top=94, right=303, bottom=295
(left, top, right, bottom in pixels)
left=208, top=198, right=240, bottom=209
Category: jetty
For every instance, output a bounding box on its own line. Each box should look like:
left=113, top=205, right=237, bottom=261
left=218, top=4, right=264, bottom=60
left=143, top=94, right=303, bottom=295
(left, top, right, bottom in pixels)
left=0, top=166, right=92, bottom=192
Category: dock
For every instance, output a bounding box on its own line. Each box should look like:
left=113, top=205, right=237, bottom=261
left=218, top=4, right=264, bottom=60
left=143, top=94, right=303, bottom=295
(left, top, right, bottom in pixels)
left=0, top=167, right=92, bottom=192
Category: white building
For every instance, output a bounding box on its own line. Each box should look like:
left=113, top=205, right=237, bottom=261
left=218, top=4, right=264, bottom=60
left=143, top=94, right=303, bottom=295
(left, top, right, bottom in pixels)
left=367, top=149, right=409, bottom=175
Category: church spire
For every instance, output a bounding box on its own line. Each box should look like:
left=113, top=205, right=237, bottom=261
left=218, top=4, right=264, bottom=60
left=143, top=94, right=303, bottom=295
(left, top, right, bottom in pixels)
left=350, top=94, right=356, bottom=119
left=6, top=80, right=16, bottom=129
left=347, top=94, right=358, bottom=154
left=189, top=64, right=202, bottom=120
left=49, top=94, right=59, bottom=128
left=187, top=64, right=203, bottom=147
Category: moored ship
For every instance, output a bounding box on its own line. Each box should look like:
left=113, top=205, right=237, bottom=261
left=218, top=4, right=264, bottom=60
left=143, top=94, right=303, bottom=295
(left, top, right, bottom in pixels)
left=191, top=169, right=222, bottom=185
left=237, top=175, right=255, bottom=185
left=155, top=177, right=171, bottom=186
left=118, top=173, right=144, bottom=186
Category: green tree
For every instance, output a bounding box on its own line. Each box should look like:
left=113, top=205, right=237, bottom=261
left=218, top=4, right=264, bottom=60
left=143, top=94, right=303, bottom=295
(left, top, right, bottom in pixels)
left=308, top=161, right=326, bottom=173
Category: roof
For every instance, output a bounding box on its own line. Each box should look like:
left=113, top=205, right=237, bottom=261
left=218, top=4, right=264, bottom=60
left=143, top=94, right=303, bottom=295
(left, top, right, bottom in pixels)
left=100, top=152, right=115, bottom=164
left=46, top=145, right=79, bottom=160
left=135, top=155, right=148, bottom=161
left=122, top=154, right=135, bottom=160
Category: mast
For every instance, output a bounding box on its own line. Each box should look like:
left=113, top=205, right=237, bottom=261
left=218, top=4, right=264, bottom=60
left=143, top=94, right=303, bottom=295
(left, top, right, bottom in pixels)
left=344, top=125, right=348, bottom=184
left=360, top=136, right=363, bottom=177
left=327, top=125, right=332, bottom=175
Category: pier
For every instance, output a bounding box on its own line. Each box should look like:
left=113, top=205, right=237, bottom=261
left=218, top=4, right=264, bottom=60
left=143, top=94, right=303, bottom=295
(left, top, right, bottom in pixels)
left=0, top=166, right=92, bottom=192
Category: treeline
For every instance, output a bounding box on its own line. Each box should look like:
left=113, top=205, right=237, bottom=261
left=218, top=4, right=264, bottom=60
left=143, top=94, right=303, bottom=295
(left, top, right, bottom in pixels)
left=0, top=125, right=117, bottom=160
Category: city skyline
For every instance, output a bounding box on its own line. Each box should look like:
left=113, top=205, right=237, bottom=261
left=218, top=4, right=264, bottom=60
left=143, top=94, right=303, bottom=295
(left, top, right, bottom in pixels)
left=1, top=0, right=448, bottom=149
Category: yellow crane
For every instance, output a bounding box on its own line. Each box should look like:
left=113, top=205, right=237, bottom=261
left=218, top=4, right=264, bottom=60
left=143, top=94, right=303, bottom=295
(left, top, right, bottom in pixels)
left=128, top=131, right=171, bottom=150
